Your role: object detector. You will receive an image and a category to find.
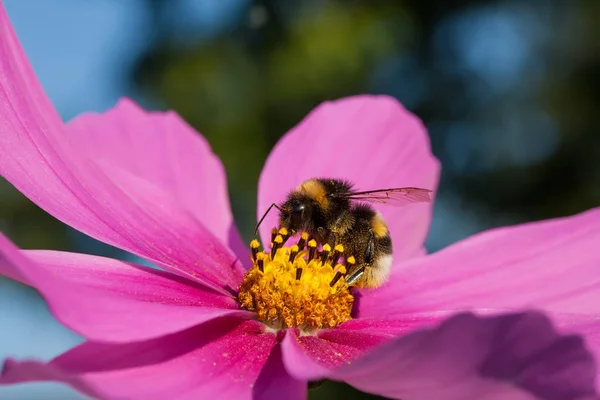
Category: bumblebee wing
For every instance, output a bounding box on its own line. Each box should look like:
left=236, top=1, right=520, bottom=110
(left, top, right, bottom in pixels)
left=337, top=187, right=432, bottom=206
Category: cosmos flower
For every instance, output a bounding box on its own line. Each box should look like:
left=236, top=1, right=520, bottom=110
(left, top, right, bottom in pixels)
left=0, top=2, right=599, bottom=400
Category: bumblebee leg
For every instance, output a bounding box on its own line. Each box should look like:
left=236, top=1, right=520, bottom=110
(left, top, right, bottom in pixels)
left=345, top=231, right=375, bottom=286
left=345, top=266, right=364, bottom=286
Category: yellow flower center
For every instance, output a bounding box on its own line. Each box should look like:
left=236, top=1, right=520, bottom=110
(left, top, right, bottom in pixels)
left=237, top=229, right=355, bottom=332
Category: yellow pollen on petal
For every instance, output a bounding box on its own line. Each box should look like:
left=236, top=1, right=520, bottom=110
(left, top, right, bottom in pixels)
left=237, top=232, right=354, bottom=332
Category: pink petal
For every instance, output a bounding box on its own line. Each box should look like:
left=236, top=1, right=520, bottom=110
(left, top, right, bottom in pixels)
left=281, top=332, right=331, bottom=381
left=335, top=315, right=441, bottom=337
left=281, top=321, right=392, bottom=381
left=257, top=95, right=440, bottom=260
left=331, top=312, right=597, bottom=400
left=0, top=233, right=251, bottom=342
left=552, top=312, right=600, bottom=386
left=67, top=100, right=248, bottom=265
left=358, top=206, right=600, bottom=387
left=253, top=343, right=307, bottom=400
left=2, top=319, right=280, bottom=400
left=0, top=5, right=243, bottom=292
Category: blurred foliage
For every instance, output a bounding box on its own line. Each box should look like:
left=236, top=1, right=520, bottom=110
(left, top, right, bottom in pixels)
left=129, top=0, right=600, bottom=245
left=1, top=0, right=600, bottom=398
left=0, top=179, right=69, bottom=250
left=132, top=0, right=417, bottom=237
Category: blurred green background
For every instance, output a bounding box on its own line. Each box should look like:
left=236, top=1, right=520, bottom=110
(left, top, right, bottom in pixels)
left=1, top=0, right=599, bottom=398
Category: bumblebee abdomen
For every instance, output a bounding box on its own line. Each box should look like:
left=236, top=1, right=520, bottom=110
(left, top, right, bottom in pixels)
left=361, top=212, right=393, bottom=287
left=341, top=205, right=392, bottom=255
left=340, top=204, right=393, bottom=288
left=370, top=211, right=389, bottom=238
left=370, top=211, right=393, bottom=255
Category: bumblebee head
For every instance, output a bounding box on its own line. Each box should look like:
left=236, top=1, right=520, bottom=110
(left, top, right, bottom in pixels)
left=279, top=194, right=314, bottom=233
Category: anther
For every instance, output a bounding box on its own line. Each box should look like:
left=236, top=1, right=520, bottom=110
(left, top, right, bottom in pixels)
left=250, top=239, right=260, bottom=262
left=288, top=245, right=299, bottom=263
left=297, top=232, right=309, bottom=251
left=329, top=265, right=347, bottom=287
left=270, top=227, right=278, bottom=244
left=329, top=273, right=341, bottom=287
left=320, top=243, right=331, bottom=264
left=330, top=244, right=344, bottom=266
left=278, top=228, right=290, bottom=246
left=308, top=239, right=318, bottom=261
left=272, top=235, right=284, bottom=258
left=295, top=257, right=306, bottom=281
left=257, top=258, right=264, bottom=273
left=345, top=256, right=356, bottom=275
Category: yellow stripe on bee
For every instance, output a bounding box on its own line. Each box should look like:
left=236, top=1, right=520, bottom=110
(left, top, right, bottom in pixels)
left=371, top=212, right=389, bottom=238
left=297, top=179, right=329, bottom=209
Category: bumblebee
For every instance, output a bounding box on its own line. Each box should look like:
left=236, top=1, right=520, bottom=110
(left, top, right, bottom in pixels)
left=256, top=178, right=432, bottom=288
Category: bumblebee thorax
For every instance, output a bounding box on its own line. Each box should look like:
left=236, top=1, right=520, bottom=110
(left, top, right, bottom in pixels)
left=296, top=179, right=329, bottom=209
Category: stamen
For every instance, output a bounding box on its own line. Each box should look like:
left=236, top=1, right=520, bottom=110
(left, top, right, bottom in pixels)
left=329, top=264, right=347, bottom=287
left=271, top=235, right=284, bottom=258
left=270, top=227, right=278, bottom=244
left=257, top=257, right=264, bottom=272
left=319, top=243, right=331, bottom=264
left=308, top=239, right=318, bottom=261
left=278, top=227, right=290, bottom=246
left=345, top=255, right=356, bottom=273
left=237, top=231, right=354, bottom=331
left=288, top=244, right=299, bottom=263
left=331, top=244, right=344, bottom=266
left=295, top=257, right=307, bottom=282
left=343, top=256, right=361, bottom=286
left=250, top=239, right=260, bottom=262
left=297, top=232, right=309, bottom=251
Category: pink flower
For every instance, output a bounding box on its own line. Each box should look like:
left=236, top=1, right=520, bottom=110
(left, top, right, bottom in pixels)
left=0, top=3, right=599, bottom=399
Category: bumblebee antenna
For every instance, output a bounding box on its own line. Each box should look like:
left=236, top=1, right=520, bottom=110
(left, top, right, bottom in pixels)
left=254, top=203, right=282, bottom=235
